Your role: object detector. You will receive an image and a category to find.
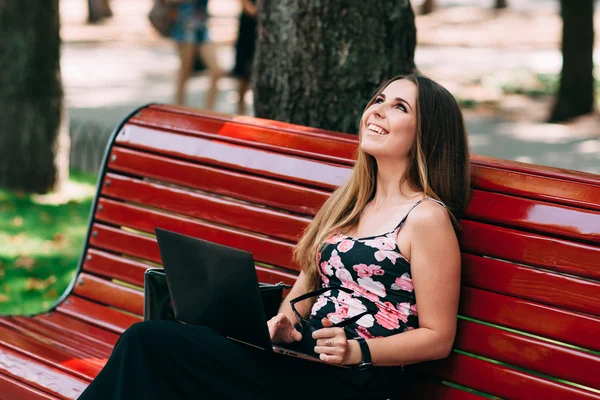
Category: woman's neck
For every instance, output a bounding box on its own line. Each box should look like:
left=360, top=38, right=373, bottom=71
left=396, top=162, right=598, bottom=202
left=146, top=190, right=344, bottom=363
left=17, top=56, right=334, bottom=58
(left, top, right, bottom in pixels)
left=371, top=159, right=422, bottom=210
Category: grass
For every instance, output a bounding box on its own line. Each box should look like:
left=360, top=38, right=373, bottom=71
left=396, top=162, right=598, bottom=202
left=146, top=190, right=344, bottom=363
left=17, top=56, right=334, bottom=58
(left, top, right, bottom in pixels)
left=0, top=171, right=97, bottom=316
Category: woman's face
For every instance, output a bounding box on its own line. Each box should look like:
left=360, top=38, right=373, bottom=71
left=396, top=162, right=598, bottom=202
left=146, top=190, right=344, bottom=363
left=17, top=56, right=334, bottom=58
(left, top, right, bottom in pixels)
left=359, top=79, right=418, bottom=161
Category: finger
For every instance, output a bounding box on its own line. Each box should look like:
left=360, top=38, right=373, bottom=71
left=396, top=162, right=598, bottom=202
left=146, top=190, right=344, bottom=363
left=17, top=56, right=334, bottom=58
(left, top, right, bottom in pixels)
left=321, top=318, right=333, bottom=327
left=314, top=345, right=344, bottom=355
left=316, top=338, right=337, bottom=347
left=312, top=327, right=343, bottom=340
left=289, top=327, right=302, bottom=342
left=319, top=353, right=343, bottom=364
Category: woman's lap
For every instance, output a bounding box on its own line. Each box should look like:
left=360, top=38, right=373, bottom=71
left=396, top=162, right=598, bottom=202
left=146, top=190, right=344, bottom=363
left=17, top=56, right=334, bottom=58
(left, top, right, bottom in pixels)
left=81, top=320, right=401, bottom=400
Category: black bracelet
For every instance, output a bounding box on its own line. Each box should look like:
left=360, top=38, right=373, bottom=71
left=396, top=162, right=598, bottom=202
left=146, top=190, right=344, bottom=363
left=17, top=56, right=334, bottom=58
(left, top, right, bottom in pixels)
left=354, top=337, right=372, bottom=370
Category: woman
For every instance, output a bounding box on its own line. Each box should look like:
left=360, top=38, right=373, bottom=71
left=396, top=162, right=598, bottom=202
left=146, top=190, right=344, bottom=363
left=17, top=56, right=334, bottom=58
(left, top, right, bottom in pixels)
left=231, top=0, right=257, bottom=115
left=170, top=0, right=223, bottom=108
left=78, top=73, right=470, bottom=399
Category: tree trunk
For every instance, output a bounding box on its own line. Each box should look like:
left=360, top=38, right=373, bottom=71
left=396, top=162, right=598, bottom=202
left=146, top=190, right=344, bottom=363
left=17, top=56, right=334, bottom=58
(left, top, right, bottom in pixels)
left=494, top=0, right=508, bottom=9
left=88, top=0, right=113, bottom=24
left=421, top=0, right=436, bottom=14
left=0, top=0, right=68, bottom=193
left=253, top=0, right=417, bottom=134
left=549, top=0, right=595, bottom=123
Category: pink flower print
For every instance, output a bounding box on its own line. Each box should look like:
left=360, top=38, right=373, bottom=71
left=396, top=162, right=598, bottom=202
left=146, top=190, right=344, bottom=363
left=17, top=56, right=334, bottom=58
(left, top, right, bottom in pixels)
left=361, top=236, right=402, bottom=264
left=353, top=264, right=371, bottom=278
left=327, top=305, right=349, bottom=324
left=410, top=303, right=418, bottom=316
left=320, top=261, right=333, bottom=276
left=337, top=240, right=355, bottom=253
left=353, top=264, right=384, bottom=278
left=375, top=302, right=408, bottom=330
left=310, top=296, right=328, bottom=316
left=335, top=268, right=355, bottom=285
left=391, top=273, right=414, bottom=292
left=357, top=277, right=387, bottom=298
left=319, top=273, right=329, bottom=286
left=374, top=249, right=402, bottom=264
left=356, top=313, right=375, bottom=328
left=344, top=281, right=380, bottom=303
left=396, top=302, right=412, bottom=320
left=356, top=326, right=375, bottom=339
left=328, top=250, right=344, bottom=270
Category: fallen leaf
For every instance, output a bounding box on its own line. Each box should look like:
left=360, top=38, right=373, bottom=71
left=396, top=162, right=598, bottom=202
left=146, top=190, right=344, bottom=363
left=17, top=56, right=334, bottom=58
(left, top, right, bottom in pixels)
left=0, top=269, right=4, bottom=279
left=25, top=278, right=54, bottom=291
left=0, top=294, right=9, bottom=303
left=52, top=233, right=68, bottom=249
left=45, top=288, right=58, bottom=298
left=12, top=216, right=23, bottom=227
left=3, top=284, right=9, bottom=292
left=6, top=234, right=26, bottom=245
left=15, top=256, right=35, bottom=271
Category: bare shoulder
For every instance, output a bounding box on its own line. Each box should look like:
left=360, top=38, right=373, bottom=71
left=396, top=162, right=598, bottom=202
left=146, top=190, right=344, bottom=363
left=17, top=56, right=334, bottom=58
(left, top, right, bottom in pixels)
left=405, top=200, right=453, bottom=235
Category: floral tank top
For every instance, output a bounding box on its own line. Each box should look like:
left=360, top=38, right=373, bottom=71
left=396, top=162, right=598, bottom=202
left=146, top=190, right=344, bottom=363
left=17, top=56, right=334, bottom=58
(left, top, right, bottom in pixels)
left=307, top=198, right=445, bottom=339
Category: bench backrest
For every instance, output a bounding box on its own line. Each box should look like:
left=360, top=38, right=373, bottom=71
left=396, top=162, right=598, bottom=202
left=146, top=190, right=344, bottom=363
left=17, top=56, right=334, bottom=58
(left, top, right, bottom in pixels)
left=66, top=105, right=600, bottom=399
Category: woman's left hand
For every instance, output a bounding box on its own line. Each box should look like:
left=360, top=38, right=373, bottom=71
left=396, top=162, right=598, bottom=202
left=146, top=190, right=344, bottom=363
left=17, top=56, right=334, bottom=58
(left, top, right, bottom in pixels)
left=312, top=318, right=361, bottom=365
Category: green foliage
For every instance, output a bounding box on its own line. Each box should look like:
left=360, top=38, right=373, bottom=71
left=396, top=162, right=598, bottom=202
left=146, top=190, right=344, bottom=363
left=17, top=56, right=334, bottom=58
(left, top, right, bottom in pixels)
left=0, top=171, right=96, bottom=315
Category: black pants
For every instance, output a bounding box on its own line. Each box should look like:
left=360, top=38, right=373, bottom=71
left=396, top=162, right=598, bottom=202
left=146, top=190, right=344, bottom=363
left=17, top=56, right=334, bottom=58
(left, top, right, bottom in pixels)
left=78, top=320, right=403, bottom=400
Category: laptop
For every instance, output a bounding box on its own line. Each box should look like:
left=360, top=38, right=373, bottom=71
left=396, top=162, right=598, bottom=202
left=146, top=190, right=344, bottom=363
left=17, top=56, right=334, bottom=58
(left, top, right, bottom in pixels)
left=154, top=228, right=344, bottom=367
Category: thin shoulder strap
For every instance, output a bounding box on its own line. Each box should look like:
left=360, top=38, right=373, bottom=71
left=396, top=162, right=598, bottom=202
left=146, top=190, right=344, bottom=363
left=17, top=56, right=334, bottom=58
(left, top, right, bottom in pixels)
left=395, top=198, right=446, bottom=230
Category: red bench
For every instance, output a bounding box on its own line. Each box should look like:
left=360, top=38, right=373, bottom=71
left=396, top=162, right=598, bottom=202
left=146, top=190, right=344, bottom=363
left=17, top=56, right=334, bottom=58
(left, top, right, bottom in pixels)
left=0, top=104, right=599, bottom=399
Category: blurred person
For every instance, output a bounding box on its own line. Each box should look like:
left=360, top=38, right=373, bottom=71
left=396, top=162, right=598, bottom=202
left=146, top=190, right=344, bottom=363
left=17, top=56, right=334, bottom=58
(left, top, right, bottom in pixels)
left=170, top=0, right=223, bottom=108
left=231, top=0, right=257, bottom=115
left=88, top=0, right=112, bottom=24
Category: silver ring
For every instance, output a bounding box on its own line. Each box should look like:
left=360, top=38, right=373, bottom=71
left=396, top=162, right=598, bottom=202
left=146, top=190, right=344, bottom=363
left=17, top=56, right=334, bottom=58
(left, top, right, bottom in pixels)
left=326, top=338, right=332, bottom=347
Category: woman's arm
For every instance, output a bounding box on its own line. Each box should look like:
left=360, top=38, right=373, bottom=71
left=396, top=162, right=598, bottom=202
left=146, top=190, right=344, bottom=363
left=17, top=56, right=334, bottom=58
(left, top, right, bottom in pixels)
left=344, top=202, right=461, bottom=366
left=277, top=271, right=310, bottom=324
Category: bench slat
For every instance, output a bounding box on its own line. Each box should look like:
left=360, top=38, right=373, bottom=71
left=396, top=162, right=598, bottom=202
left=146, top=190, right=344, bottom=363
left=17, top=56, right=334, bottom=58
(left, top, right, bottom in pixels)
left=2, top=317, right=109, bottom=360
left=472, top=163, right=600, bottom=212
left=108, top=147, right=330, bottom=216
left=73, top=273, right=144, bottom=316
left=455, top=319, right=600, bottom=389
left=131, top=107, right=357, bottom=165
left=116, top=125, right=350, bottom=190
left=406, top=377, right=486, bottom=399
left=0, top=325, right=100, bottom=381
left=0, top=372, right=60, bottom=400
left=461, top=220, right=600, bottom=280
left=0, top=345, right=87, bottom=399
left=101, top=173, right=310, bottom=242
left=466, top=190, right=600, bottom=244
left=84, top=249, right=151, bottom=287
left=460, top=287, right=600, bottom=353
left=33, top=313, right=118, bottom=350
left=57, top=296, right=141, bottom=335
left=417, top=352, right=600, bottom=400
left=462, top=254, right=600, bottom=317
left=91, top=212, right=296, bottom=270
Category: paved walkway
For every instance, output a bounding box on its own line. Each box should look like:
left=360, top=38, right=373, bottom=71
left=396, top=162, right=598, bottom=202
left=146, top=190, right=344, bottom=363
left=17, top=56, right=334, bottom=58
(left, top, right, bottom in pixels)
left=60, top=0, right=600, bottom=174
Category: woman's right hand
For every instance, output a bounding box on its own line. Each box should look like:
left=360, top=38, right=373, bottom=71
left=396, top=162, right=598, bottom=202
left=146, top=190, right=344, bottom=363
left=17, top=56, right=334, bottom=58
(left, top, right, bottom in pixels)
left=267, top=313, right=302, bottom=344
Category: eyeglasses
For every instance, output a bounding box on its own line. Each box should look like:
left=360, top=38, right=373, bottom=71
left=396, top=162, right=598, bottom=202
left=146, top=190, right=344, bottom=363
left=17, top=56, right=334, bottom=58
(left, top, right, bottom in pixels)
left=289, top=286, right=377, bottom=332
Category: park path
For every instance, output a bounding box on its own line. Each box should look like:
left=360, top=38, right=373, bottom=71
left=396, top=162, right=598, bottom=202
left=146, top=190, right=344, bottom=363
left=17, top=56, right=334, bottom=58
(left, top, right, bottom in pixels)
left=60, top=0, right=600, bottom=174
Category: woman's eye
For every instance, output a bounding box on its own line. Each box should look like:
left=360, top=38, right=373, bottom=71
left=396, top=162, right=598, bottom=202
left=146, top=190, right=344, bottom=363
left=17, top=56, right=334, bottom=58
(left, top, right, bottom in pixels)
left=374, top=97, right=384, bottom=104
left=395, top=103, right=407, bottom=112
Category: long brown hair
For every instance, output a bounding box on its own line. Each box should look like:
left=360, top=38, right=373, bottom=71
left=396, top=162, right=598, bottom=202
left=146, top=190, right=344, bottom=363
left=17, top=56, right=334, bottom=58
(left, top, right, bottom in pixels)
left=294, top=74, right=471, bottom=293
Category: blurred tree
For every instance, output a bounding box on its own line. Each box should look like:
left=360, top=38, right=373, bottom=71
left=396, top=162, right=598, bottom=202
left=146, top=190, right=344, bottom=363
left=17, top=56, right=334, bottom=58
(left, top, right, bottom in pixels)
left=495, top=0, right=508, bottom=9
left=88, top=0, right=113, bottom=24
left=254, top=0, right=416, bottom=133
left=0, top=0, right=69, bottom=193
left=421, top=0, right=435, bottom=14
left=549, top=0, right=595, bottom=122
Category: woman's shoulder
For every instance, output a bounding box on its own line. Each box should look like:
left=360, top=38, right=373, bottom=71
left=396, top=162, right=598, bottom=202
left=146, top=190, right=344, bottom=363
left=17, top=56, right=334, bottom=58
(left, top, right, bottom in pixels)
left=404, top=198, right=452, bottom=234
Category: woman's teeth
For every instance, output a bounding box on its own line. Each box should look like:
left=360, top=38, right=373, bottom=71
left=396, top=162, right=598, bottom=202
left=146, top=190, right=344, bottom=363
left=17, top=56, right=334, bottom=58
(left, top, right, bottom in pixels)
left=367, top=124, right=389, bottom=135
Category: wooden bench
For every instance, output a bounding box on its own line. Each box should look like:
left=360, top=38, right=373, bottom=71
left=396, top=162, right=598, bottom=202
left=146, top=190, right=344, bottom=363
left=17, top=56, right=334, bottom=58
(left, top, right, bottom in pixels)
left=0, top=104, right=599, bottom=400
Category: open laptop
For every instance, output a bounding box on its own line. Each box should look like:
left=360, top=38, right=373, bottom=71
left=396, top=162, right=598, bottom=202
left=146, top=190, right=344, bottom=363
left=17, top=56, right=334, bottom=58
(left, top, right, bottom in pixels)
left=154, top=228, right=345, bottom=367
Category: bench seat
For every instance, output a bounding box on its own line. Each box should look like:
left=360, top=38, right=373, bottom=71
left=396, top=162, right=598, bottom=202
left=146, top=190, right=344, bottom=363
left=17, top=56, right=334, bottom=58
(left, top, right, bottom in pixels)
left=1, top=104, right=599, bottom=399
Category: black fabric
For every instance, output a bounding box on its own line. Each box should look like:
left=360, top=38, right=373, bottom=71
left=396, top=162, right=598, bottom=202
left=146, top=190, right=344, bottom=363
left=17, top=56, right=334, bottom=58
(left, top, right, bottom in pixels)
left=78, top=320, right=403, bottom=400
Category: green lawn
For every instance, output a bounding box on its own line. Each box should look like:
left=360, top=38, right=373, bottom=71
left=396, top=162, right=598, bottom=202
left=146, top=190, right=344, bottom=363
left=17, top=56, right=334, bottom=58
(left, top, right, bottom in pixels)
left=0, top=172, right=97, bottom=316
